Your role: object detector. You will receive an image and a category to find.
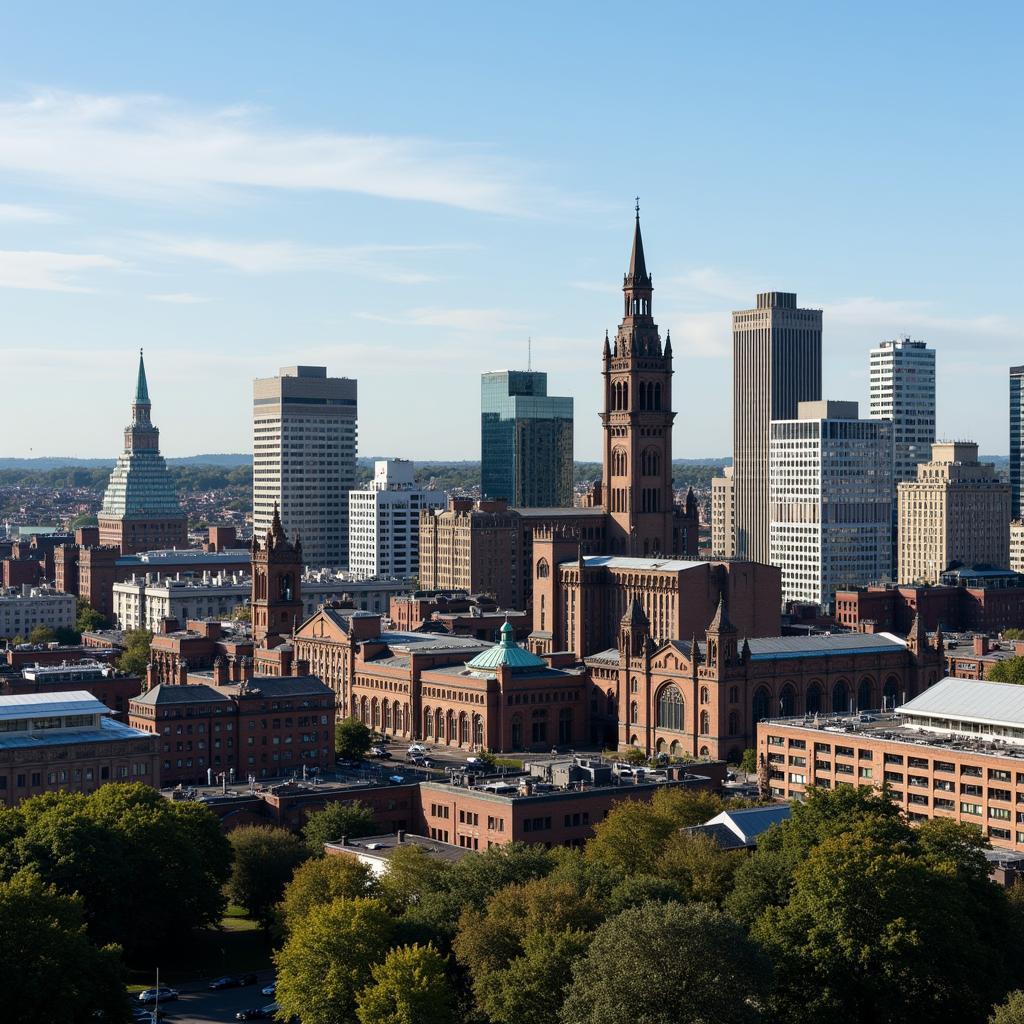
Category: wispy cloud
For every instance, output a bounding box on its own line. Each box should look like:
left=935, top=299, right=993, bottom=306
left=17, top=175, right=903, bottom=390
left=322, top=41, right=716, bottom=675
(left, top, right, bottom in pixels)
left=147, top=291, right=210, bottom=304
left=823, top=297, right=1016, bottom=338
left=0, top=203, right=61, bottom=223
left=355, top=306, right=525, bottom=333
left=0, top=250, right=124, bottom=292
left=140, top=234, right=471, bottom=283
left=0, top=90, right=540, bottom=214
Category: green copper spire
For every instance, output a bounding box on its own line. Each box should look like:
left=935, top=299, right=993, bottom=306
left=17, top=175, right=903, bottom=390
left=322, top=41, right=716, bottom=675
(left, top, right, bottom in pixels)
left=135, top=348, right=150, bottom=403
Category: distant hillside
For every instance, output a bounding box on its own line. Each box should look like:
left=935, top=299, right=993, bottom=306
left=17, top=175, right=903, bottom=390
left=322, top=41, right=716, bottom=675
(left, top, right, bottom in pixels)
left=0, top=454, right=252, bottom=469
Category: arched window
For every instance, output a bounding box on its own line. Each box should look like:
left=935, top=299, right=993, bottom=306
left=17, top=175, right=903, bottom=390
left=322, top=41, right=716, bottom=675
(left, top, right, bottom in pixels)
left=656, top=737, right=666, bottom=753
left=371, top=698, right=380, bottom=728
left=832, top=680, right=850, bottom=714
left=393, top=701, right=403, bottom=734
left=630, top=676, right=639, bottom=694
left=700, top=685, right=710, bottom=704
left=728, top=711, right=739, bottom=736
left=857, top=678, right=873, bottom=712
left=728, top=686, right=739, bottom=704
left=669, top=740, right=681, bottom=755
left=806, top=683, right=822, bottom=715
left=752, top=688, right=771, bottom=725
left=536, top=558, right=549, bottom=579
left=699, top=710, right=710, bottom=735
left=511, top=714, right=523, bottom=749
left=654, top=383, right=662, bottom=410
left=657, top=686, right=684, bottom=731
left=383, top=701, right=392, bottom=730
left=360, top=696, right=369, bottom=723
left=883, top=676, right=900, bottom=710
left=780, top=683, right=796, bottom=716
left=434, top=708, right=443, bottom=740
left=459, top=712, right=469, bottom=745
left=472, top=714, right=484, bottom=747
left=606, top=691, right=616, bottom=717
left=558, top=708, right=573, bottom=744
left=630, top=701, right=639, bottom=724
left=446, top=710, right=456, bottom=744
left=699, top=745, right=709, bottom=757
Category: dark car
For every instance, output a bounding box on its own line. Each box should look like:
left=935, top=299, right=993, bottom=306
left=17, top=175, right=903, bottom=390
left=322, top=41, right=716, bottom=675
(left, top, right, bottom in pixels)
left=260, top=981, right=276, bottom=998
left=235, top=1010, right=270, bottom=1021
left=209, top=975, right=241, bottom=990
left=238, top=973, right=258, bottom=986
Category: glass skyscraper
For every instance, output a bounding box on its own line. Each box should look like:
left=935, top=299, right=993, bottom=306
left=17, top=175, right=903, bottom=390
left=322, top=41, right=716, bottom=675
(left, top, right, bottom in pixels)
left=1012, top=366, right=1024, bottom=520
left=481, top=370, right=573, bottom=508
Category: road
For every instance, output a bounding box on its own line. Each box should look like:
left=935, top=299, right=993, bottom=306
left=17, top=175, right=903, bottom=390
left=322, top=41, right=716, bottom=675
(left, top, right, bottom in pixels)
left=134, top=971, right=276, bottom=1024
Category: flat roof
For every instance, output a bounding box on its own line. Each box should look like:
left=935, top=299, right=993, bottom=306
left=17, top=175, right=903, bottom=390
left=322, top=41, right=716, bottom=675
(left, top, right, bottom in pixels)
left=575, top=555, right=705, bottom=572
left=0, top=715, right=149, bottom=750
left=325, top=833, right=469, bottom=863
left=744, top=633, right=906, bottom=660
left=899, top=676, right=1024, bottom=730
left=0, top=690, right=109, bottom=721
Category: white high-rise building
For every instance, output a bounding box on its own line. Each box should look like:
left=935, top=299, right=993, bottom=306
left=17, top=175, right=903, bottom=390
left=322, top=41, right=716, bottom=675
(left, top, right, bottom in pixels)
left=770, top=401, right=893, bottom=609
left=869, top=337, right=935, bottom=484
left=348, top=460, right=444, bottom=581
left=710, top=466, right=735, bottom=557
left=252, top=366, right=357, bottom=569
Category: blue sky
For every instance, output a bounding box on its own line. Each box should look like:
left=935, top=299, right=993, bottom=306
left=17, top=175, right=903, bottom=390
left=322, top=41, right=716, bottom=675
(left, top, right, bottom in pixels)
left=1, top=2, right=1021, bottom=459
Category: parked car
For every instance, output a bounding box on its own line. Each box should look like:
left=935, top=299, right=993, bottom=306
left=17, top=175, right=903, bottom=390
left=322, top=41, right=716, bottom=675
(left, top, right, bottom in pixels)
left=133, top=1010, right=167, bottom=1023
left=236, top=1009, right=271, bottom=1021
left=238, top=973, right=258, bottom=986
left=261, top=981, right=277, bottom=998
left=408, top=744, right=428, bottom=755
left=369, top=746, right=390, bottom=759
left=209, top=975, right=241, bottom=990
left=406, top=753, right=425, bottom=765
left=465, top=755, right=485, bottom=766
left=137, top=988, right=179, bottom=1005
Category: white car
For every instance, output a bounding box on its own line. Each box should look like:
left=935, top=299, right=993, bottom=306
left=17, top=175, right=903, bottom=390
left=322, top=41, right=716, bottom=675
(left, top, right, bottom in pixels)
left=138, top=987, right=179, bottom=1004
left=408, top=744, right=428, bottom=755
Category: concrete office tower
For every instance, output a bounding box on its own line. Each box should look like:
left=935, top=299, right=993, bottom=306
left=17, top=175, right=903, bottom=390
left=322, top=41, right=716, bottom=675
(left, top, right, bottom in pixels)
left=481, top=370, right=573, bottom=507
left=869, top=337, right=936, bottom=483
left=252, top=366, right=357, bottom=569
left=770, top=401, right=893, bottom=609
left=711, top=466, right=735, bottom=557
left=348, top=460, right=444, bottom=580
left=732, top=292, right=822, bottom=563
left=99, top=350, right=187, bottom=554
left=1012, top=366, right=1024, bottom=519
left=897, top=442, right=1011, bottom=584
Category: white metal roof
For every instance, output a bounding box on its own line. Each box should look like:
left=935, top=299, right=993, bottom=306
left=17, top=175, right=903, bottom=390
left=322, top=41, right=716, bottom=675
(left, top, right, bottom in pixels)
left=574, top=555, right=705, bottom=572
left=0, top=690, right=109, bottom=721
left=899, top=676, right=1024, bottom=729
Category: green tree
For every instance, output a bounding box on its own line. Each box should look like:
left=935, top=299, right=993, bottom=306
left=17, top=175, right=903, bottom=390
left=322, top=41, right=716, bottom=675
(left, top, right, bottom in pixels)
left=1, top=784, right=230, bottom=956
left=739, top=747, right=758, bottom=773
left=561, top=900, right=772, bottom=1024
left=655, top=831, right=742, bottom=905
left=355, top=943, right=455, bottom=1024
left=274, top=897, right=394, bottom=1024
left=227, top=825, right=309, bottom=927
left=115, top=627, right=152, bottom=676
left=27, top=625, right=56, bottom=644
left=278, top=856, right=378, bottom=935
left=991, top=991, right=1024, bottom=1024
left=54, top=626, right=79, bottom=645
left=1002, top=629, right=1024, bottom=642
left=754, top=820, right=1012, bottom=1024
left=336, top=716, right=374, bottom=760
left=67, top=512, right=98, bottom=531
left=231, top=604, right=251, bottom=622
left=74, top=598, right=107, bottom=634
left=605, top=873, right=687, bottom=915
left=378, top=844, right=453, bottom=917
left=0, top=870, right=128, bottom=1024
left=988, top=657, right=1024, bottom=685
left=303, top=801, right=377, bottom=854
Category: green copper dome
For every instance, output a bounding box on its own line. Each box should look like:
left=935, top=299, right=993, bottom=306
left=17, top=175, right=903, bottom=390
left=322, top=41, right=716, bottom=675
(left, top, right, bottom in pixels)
left=466, top=620, right=547, bottom=673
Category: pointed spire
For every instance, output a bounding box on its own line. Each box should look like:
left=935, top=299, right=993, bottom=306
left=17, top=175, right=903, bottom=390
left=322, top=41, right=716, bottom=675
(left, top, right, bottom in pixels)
left=627, top=200, right=649, bottom=285
left=270, top=503, right=286, bottom=544
left=691, top=634, right=702, bottom=664
left=741, top=638, right=751, bottom=663
left=603, top=330, right=611, bottom=360
left=707, top=592, right=735, bottom=633
left=664, top=329, right=672, bottom=357
left=135, top=348, right=150, bottom=403
left=621, top=596, right=648, bottom=629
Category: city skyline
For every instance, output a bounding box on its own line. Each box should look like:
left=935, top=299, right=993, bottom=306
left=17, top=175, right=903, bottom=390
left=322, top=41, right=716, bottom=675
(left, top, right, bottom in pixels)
left=2, top=3, right=1022, bottom=460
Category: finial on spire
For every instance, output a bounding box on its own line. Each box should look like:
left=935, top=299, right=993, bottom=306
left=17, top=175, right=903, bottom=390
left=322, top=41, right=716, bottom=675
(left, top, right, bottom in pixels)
left=134, top=348, right=150, bottom=404
left=635, top=195, right=640, bottom=217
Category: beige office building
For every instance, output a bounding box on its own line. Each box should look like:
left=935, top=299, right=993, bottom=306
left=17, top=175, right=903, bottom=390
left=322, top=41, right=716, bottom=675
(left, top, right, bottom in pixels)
left=732, top=292, right=822, bottom=563
left=253, top=366, right=358, bottom=569
left=710, top=466, right=735, bottom=557
left=1010, top=522, right=1024, bottom=574
left=897, top=442, right=1010, bottom=584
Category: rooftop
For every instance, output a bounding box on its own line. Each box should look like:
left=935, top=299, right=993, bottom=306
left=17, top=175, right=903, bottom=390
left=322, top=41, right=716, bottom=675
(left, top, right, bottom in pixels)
left=325, top=832, right=470, bottom=864
left=465, top=621, right=548, bottom=674
left=575, top=555, right=705, bottom=572
left=0, top=690, right=110, bottom=722
left=131, top=683, right=232, bottom=706
left=899, top=676, right=1024, bottom=731
left=685, top=805, right=792, bottom=850
left=0, top=714, right=151, bottom=750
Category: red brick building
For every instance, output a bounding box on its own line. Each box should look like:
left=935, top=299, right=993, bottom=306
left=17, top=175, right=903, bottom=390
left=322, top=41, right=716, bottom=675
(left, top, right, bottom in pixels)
left=3, top=661, right=141, bottom=717
left=0, top=691, right=158, bottom=806
left=147, top=619, right=254, bottom=687
left=587, top=599, right=944, bottom=763
left=129, top=674, right=336, bottom=787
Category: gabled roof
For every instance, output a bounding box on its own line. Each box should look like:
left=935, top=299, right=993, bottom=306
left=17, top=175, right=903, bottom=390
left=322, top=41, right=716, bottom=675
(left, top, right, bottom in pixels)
left=899, top=676, right=1024, bottom=729
left=0, top=690, right=109, bottom=721
left=688, top=805, right=792, bottom=849
left=131, top=684, right=232, bottom=706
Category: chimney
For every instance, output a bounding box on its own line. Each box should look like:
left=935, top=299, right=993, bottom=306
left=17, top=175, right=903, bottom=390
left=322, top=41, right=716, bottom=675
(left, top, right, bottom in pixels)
left=176, top=658, right=188, bottom=685
left=212, top=657, right=228, bottom=685
left=239, top=655, right=253, bottom=682
left=974, top=635, right=989, bottom=656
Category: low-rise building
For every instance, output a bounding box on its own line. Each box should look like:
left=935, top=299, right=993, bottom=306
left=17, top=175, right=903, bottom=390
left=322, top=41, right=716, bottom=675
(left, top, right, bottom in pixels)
left=0, top=691, right=158, bottom=805
left=756, top=676, right=1024, bottom=854
left=326, top=831, right=470, bottom=872
left=128, top=674, right=336, bottom=787
left=0, top=585, right=76, bottom=639
left=3, top=661, right=141, bottom=716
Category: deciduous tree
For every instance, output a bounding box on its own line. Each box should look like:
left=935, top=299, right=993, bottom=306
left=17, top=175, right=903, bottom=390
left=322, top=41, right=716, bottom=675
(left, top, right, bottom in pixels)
left=336, top=716, right=373, bottom=760
left=355, top=943, right=454, bottom=1024
left=302, top=801, right=376, bottom=855
left=227, top=825, right=309, bottom=927
left=278, top=855, right=377, bottom=934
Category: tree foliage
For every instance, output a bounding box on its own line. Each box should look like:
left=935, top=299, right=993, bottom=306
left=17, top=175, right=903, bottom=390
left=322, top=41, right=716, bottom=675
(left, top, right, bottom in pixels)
left=336, top=716, right=374, bottom=760
left=75, top=598, right=107, bottom=635
left=303, top=801, right=377, bottom=854
left=279, top=855, right=378, bottom=935
left=0, top=783, right=230, bottom=957
left=988, top=657, right=1024, bottom=685
left=275, top=897, right=394, bottom=1024
left=115, top=627, right=152, bottom=676
left=226, top=825, right=309, bottom=927
left=561, top=900, right=772, bottom=1024
left=991, top=991, right=1024, bottom=1024
left=0, top=869, right=128, bottom=1024
left=355, top=943, right=455, bottom=1024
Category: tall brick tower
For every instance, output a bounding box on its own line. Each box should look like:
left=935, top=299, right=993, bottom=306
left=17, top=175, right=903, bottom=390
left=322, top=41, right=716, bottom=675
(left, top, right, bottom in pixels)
left=251, top=505, right=304, bottom=645
left=601, top=206, right=679, bottom=556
